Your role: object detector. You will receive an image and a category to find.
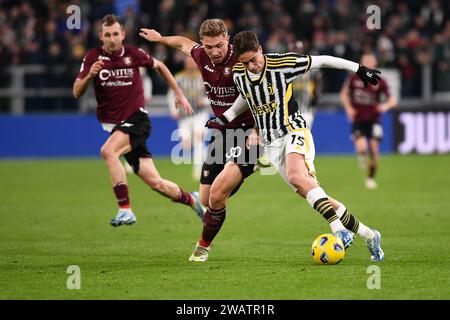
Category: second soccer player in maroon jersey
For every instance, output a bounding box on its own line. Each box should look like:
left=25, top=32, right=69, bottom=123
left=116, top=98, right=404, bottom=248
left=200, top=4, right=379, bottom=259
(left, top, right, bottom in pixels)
left=140, top=19, right=262, bottom=262
left=73, top=14, right=206, bottom=226
left=340, top=54, right=397, bottom=189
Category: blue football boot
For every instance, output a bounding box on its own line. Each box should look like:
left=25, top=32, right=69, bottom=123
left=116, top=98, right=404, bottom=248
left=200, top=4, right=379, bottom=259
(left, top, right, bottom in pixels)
left=366, top=229, right=385, bottom=261
left=110, top=209, right=137, bottom=227
left=334, top=230, right=354, bottom=249
left=190, top=191, right=206, bottom=222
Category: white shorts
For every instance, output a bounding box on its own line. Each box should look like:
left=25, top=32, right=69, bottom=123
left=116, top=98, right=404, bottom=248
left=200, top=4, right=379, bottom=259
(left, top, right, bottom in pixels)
left=265, top=129, right=317, bottom=191
left=178, top=111, right=210, bottom=141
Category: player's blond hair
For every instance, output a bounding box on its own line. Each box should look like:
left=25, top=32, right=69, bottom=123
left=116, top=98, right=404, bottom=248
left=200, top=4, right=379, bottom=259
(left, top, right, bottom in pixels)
left=199, top=19, right=228, bottom=39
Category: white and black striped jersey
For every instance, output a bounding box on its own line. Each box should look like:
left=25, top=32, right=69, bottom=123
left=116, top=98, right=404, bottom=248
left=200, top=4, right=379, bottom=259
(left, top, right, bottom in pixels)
left=232, top=53, right=311, bottom=144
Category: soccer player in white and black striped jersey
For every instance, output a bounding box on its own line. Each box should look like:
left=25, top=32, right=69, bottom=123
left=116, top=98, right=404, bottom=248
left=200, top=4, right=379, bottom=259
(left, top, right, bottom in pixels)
left=207, top=31, right=384, bottom=261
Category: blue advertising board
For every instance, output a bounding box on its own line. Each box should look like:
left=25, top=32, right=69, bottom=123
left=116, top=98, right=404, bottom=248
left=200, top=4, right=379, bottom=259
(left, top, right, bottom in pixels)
left=0, top=110, right=394, bottom=158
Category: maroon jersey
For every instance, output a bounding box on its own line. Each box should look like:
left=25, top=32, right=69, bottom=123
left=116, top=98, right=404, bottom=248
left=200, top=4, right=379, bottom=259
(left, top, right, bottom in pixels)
left=77, top=45, right=154, bottom=124
left=347, top=74, right=391, bottom=122
left=191, top=43, right=254, bottom=129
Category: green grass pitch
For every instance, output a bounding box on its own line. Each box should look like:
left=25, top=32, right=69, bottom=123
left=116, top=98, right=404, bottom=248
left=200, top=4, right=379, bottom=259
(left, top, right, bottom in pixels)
left=1, top=154, right=449, bottom=299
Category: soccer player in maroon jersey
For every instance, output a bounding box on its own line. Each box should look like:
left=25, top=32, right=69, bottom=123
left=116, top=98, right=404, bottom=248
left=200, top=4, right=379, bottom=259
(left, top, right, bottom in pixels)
left=340, top=53, right=397, bottom=189
left=140, top=19, right=262, bottom=261
left=73, top=15, right=206, bottom=226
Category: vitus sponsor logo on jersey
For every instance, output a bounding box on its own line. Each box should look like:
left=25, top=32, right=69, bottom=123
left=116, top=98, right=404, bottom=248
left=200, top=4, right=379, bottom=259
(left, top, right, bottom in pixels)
left=394, top=110, right=450, bottom=154
left=204, top=82, right=236, bottom=95
left=99, top=68, right=134, bottom=84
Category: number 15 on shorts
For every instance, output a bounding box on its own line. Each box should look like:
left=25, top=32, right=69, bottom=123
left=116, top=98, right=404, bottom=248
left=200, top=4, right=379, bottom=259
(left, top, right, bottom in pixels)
left=287, top=130, right=310, bottom=155
left=291, top=134, right=305, bottom=146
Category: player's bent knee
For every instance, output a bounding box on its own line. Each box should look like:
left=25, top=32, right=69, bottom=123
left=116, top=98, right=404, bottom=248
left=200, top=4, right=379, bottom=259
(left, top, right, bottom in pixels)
left=100, top=145, right=116, bottom=160
left=288, top=172, right=310, bottom=189
left=100, top=145, right=107, bottom=159
left=209, top=187, right=228, bottom=208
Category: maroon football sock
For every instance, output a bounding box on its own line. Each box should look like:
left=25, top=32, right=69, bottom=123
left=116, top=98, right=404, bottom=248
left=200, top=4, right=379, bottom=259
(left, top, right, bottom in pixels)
left=113, top=183, right=130, bottom=208
left=173, top=188, right=194, bottom=206
left=199, top=207, right=226, bottom=247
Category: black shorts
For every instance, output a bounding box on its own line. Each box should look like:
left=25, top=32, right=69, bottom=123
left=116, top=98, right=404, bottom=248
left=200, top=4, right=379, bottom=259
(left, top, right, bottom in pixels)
left=351, top=121, right=383, bottom=141
left=200, top=128, right=262, bottom=185
left=112, top=110, right=152, bottom=174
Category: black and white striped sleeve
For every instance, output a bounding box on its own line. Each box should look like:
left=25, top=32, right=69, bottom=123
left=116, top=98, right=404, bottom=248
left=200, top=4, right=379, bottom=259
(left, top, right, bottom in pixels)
left=285, top=54, right=311, bottom=83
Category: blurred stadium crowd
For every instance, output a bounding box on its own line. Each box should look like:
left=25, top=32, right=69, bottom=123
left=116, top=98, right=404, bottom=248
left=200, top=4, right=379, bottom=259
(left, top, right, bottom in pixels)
left=0, top=0, right=449, bottom=99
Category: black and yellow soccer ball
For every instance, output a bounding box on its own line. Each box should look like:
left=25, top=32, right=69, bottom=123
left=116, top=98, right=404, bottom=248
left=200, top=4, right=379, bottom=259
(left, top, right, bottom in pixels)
left=311, top=233, right=345, bottom=265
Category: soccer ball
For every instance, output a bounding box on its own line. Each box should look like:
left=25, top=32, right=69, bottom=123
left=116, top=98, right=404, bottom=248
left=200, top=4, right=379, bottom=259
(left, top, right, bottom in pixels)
left=311, top=233, right=345, bottom=265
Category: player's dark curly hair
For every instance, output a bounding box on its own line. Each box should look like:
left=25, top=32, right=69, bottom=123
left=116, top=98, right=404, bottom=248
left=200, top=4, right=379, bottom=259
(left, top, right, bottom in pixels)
left=233, top=31, right=260, bottom=57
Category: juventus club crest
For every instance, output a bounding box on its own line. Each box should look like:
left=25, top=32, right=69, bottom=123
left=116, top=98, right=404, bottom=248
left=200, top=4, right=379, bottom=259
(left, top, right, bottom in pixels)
left=223, top=67, right=231, bottom=77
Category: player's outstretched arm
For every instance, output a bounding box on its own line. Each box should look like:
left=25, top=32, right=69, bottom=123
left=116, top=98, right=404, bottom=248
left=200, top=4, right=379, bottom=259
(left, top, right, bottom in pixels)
left=310, top=55, right=381, bottom=87
left=139, top=28, right=196, bottom=56
left=153, top=58, right=193, bottom=115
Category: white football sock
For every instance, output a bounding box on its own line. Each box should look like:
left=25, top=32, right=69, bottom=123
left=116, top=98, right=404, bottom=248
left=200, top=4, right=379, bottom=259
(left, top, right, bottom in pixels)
left=306, top=187, right=345, bottom=232
left=336, top=203, right=375, bottom=240
left=330, top=219, right=346, bottom=233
